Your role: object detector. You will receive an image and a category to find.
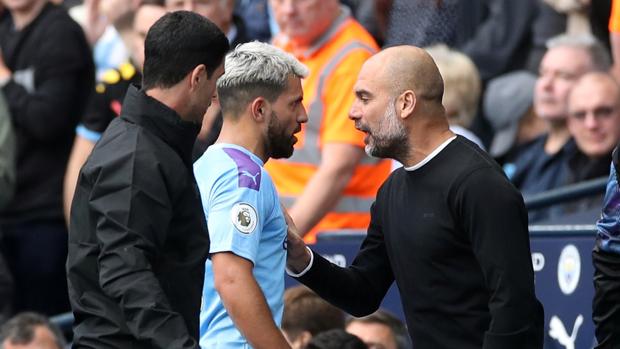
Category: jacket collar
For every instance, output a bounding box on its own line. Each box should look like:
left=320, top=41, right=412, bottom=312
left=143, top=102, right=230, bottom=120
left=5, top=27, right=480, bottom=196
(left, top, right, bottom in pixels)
left=121, top=84, right=200, bottom=167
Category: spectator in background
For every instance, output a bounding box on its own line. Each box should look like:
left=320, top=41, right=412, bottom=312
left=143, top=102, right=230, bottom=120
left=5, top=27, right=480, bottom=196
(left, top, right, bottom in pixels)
left=81, top=0, right=138, bottom=79
left=63, top=0, right=167, bottom=223
left=484, top=71, right=547, bottom=164
left=267, top=0, right=392, bottom=243
left=562, top=72, right=620, bottom=213
left=0, top=91, right=14, bottom=324
left=282, top=286, right=345, bottom=349
left=425, top=44, right=484, bottom=149
left=66, top=11, right=228, bottom=348
left=165, top=0, right=251, bottom=160
left=567, top=72, right=620, bottom=180
left=306, top=329, right=367, bottom=349
left=234, top=0, right=272, bottom=42
left=346, top=310, right=411, bottom=349
left=0, top=0, right=94, bottom=316
left=0, top=312, right=66, bottom=349
left=384, top=0, right=538, bottom=82
left=505, top=34, right=610, bottom=198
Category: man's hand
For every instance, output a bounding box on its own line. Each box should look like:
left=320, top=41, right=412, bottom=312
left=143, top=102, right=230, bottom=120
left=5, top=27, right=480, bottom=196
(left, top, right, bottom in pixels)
left=281, top=204, right=312, bottom=274
left=0, top=50, right=12, bottom=80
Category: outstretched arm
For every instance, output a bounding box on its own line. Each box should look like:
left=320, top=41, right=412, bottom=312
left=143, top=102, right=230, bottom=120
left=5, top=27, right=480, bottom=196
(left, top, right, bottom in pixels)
left=285, top=202, right=394, bottom=317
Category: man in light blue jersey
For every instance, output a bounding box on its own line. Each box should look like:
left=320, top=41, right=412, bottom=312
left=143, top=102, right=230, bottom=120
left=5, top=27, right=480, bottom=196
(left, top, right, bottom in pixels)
left=194, top=41, right=308, bottom=349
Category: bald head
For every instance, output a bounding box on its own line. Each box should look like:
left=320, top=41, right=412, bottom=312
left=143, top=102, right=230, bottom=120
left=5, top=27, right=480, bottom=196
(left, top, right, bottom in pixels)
left=369, top=46, right=444, bottom=105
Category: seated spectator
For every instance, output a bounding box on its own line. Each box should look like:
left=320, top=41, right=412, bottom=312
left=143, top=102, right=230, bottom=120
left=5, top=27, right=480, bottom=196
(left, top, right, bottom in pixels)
left=425, top=44, right=484, bottom=149
left=563, top=72, right=620, bottom=211
left=505, top=34, right=610, bottom=196
left=346, top=310, right=411, bottom=349
left=484, top=71, right=547, bottom=164
left=282, top=285, right=345, bottom=349
left=0, top=312, right=66, bottom=349
left=306, top=329, right=367, bottom=349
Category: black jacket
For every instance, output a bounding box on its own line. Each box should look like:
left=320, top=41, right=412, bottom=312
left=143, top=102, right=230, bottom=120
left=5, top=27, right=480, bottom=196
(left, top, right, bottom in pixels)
left=0, top=3, right=94, bottom=223
left=67, top=86, right=208, bottom=348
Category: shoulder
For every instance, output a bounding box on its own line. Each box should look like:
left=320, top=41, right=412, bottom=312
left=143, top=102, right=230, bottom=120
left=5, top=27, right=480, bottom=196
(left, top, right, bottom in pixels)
left=196, top=146, right=265, bottom=192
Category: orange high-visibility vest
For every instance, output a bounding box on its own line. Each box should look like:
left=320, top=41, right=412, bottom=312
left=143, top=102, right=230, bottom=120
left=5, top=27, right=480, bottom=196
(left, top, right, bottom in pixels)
left=266, top=9, right=391, bottom=243
left=611, top=0, right=620, bottom=32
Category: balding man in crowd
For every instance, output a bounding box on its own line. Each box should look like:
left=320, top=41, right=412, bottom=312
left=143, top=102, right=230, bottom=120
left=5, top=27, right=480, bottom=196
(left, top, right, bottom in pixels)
left=505, top=34, right=610, bottom=197
left=564, top=73, right=620, bottom=211
left=285, top=45, right=544, bottom=349
left=576, top=74, right=620, bottom=349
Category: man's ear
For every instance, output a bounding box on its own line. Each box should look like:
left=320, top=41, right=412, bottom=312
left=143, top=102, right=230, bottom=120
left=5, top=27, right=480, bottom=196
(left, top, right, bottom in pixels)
left=398, top=89, right=416, bottom=119
left=250, top=97, right=269, bottom=122
left=189, top=64, right=207, bottom=91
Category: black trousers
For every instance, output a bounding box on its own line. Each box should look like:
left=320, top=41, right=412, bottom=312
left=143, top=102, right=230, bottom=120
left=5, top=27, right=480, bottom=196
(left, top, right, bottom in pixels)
left=593, top=245, right=620, bottom=349
left=0, top=219, right=70, bottom=317
left=0, top=233, right=13, bottom=322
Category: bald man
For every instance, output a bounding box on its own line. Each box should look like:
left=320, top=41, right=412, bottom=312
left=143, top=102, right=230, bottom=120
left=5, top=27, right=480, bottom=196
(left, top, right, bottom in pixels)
left=285, top=46, right=544, bottom=349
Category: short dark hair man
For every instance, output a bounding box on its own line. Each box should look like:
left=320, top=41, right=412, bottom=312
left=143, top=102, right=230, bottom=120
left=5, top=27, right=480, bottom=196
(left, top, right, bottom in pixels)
left=282, top=286, right=345, bottom=348
left=66, top=11, right=229, bottom=348
left=0, top=312, right=66, bottom=349
left=346, top=310, right=411, bottom=349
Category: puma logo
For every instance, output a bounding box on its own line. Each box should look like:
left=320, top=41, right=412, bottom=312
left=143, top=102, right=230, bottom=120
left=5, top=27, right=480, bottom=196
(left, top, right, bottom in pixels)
left=549, top=315, right=583, bottom=349
left=240, top=170, right=260, bottom=185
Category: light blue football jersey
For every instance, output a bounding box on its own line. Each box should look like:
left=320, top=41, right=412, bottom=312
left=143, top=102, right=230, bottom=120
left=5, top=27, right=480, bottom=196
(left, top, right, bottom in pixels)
left=194, top=143, right=287, bottom=349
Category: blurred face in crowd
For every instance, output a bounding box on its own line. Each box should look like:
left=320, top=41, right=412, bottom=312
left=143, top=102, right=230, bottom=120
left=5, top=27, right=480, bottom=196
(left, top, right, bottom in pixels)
left=269, top=0, right=340, bottom=46
left=132, top=4, right=167, bottom=70
left=534, top=46, right=593, bottom=121
left=2, top=325, right=61, bottom=349
left=165, top=0, right=234, bottom=33
left=346, top=321, right=398, bottom=349
left=350, top=57, right=408, bottom=159
left=264, top=74, right=307, bottom=159
left=1, top=0, right=44, bottom=13
left=568, top=73, right=620, bottom=158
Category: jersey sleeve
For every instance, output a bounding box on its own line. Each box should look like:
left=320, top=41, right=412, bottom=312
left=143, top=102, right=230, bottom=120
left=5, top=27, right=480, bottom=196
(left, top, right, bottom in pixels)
left=203, top=167, right=266, bottom=264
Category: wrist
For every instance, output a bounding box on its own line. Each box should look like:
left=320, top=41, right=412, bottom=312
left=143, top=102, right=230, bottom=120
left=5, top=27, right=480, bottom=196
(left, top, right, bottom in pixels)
left=286, top=247, right=313, bottom=277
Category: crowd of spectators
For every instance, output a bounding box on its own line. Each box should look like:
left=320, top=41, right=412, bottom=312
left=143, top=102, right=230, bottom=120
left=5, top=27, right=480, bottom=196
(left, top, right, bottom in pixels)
left=1, top=0, right=619, bottom=347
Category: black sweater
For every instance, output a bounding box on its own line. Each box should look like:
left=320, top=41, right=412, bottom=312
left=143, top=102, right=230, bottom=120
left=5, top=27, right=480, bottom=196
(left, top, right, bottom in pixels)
left=0, top=3, right=94, bottom=223
left=298, top=136, right=544, bottom=349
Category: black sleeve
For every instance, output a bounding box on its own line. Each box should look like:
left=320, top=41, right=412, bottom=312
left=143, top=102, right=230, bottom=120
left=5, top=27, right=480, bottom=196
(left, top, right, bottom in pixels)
left=2, top=22, right=93, bottom=142
left=459, top=0, right=537, bottom=80
left=80, top=85, right=117, bottom=135
left=296, top=201, right=395, bottom=317
left=89, top=140, right=197, bottom=349
left=454, top=167, right=544, bottom=349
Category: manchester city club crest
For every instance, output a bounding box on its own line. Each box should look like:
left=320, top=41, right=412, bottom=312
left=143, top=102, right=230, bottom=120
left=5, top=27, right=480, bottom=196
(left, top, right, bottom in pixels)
left=557, top=244, right=581, bottom=296
left=230, top=203, right=258, bottom=234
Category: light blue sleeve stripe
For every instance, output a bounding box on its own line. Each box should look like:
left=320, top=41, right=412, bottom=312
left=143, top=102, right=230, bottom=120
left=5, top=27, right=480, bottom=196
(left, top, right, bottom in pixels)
left=76, top=124, right=102, bottom=143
